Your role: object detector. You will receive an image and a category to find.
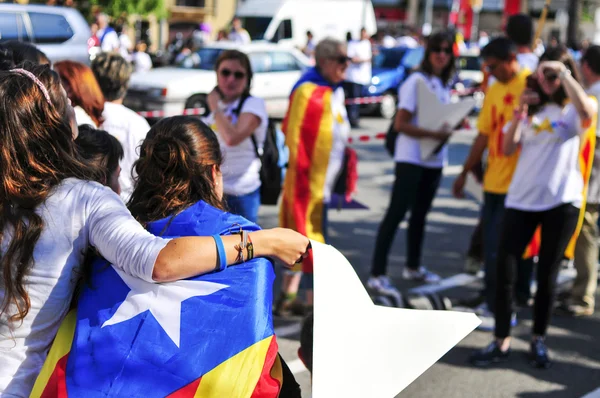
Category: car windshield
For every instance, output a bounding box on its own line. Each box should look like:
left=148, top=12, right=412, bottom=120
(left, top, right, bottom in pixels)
left=372, top=48, right=407, bottom=69
left=177, top=48, right=224, bottom=70
left=239, top=17, right=272, bottom=40
left=457, top=56, right=482, bottom=71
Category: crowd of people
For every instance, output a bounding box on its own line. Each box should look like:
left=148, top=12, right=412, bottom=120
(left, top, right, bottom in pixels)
left=0, top=8, right=599, bottom=396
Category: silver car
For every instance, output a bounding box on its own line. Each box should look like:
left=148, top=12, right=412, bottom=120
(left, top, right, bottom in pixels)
left=0, top=4, right=90, bottom=65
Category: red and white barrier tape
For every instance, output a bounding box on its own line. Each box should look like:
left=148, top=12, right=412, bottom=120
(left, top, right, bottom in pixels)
left=136, top=97, right=386, bottom=117
left=344, top=96, right=384, bottom=105
left=347, top=132, right=387, bottom=143
left=137, top=107, right=207, bottom=118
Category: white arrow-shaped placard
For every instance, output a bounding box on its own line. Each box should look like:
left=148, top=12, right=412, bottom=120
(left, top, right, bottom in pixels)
left=311, top=241, right=480, bottom=398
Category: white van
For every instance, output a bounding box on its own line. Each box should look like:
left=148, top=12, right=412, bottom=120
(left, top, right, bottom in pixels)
left=236, top=0, right=377, bottom=48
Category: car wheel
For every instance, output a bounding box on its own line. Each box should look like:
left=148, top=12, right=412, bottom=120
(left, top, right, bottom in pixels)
left=184, top=94, right=208, bottom=116
left=379, top=92, right=397, bottom=119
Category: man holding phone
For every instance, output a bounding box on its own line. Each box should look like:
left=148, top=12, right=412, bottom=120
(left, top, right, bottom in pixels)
left=453, top=37, right=530, bottom=329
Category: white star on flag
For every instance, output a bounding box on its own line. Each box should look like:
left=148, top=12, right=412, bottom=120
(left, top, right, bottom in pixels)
left=102, top=266, right=228, bottom=348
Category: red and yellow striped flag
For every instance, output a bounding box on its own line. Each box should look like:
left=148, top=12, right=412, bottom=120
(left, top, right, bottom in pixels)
left=280, top=82, right=334, bottom=273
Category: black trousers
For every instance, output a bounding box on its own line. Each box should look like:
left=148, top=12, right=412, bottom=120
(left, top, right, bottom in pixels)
left=371, top=162, right=443, bottom=276
left=495, top=204, right=580, bottom=338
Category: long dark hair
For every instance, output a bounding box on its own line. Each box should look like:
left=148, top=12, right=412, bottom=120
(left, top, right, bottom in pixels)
left=526, top=45, right=582, bottom=115
left=0, top=63, right=100, bottom=323
left=128, top=116, right=225, bottom=225
left=214, top=50, right=253, bottom=97
left=420, top=31, right=456, bottom=85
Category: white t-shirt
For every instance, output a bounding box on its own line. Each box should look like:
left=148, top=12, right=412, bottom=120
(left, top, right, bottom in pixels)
left=74, top=105, right=96, bottom=127
left=119, top=34, right=132, bottom=61
left=229, top=29, right=251, bottom=45
left=0, top=178, right=169, bottom=397
left=132, top=51, right=153, bottom=73
left=101, top=102, right=150, bottom=202
left=394, top=72, right=451, bottom=168
left=324, top=86, right=351, bottom=202
left=347, top=39, right=372, bottom=85
left=203, top=96, right=268, bottom=197
left=98, top=28, right=120, bottom=53
left=506, top=100, right=597, bottom=211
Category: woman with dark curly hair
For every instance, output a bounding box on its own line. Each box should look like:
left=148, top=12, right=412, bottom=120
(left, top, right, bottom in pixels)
left=126, top=115, right=301, bottom=396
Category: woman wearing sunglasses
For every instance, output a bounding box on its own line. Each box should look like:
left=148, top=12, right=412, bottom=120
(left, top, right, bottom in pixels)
left=204, top=50, right=268, bottom=223
left=470, top=45, right=597, bottom=369
left=368, top=31, right=456, bottom=298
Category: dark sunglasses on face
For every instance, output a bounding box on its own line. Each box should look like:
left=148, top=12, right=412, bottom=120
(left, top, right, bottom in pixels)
left=331, top=54, right=351, bottom=64
left=219, top=68, right=246, bottom=80
left=543, top=72, right=559, bottom=82
left=430, top=46, right=453, bottom=55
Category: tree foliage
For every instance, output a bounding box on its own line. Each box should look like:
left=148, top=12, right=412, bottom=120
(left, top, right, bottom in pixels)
left=88, top=0, right=168, bottom=20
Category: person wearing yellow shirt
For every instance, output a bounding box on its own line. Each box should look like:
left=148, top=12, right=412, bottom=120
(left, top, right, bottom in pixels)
left=453, top=38, right=530, bottom=329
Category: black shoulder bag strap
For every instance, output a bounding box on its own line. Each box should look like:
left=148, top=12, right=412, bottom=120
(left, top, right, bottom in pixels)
left=232, top=94, right=262, bottom=160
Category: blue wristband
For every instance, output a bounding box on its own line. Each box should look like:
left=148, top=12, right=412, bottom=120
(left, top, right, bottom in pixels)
left=212, top=234, right=227, bottom=272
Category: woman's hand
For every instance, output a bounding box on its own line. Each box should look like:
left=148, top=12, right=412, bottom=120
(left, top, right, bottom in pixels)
left=518, top=89, right=539, bottom=115
left=250, top=228, right=310, bottom=268
left=433, top=123, right=453, bottom=141
left=537, top=61, right=566, bottom=81
left=207, top=88, right=221, bottom=113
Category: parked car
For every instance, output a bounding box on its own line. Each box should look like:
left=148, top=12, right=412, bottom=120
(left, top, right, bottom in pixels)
left=125, top=42, right=310, bottom=121
left=360, top=46, right=424, bottom=119
left=452, top=50, right=484, bottom=114
left=0, top=4, right=90, bottom=65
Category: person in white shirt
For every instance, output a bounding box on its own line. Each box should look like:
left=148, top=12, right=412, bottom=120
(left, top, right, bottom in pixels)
left=346, top=28, right=372, bottom=127
left=557, top=45, right=600, bottom=317
left=96, top=13, right=120, bottom=53
left=203, top=50, right=268, bottom=223
left=0, top=63, right=310, bottom=396
left=132, top=41, right=153, bottom=73
left=91, top=53, right=150, bottom=202
left=228, top=17, right=251, bottom=45
left=368, top=31, right=456, bottom=299
left=117, top=23, right=133, bottom=61
left=470, top=46, right=597, bottom=369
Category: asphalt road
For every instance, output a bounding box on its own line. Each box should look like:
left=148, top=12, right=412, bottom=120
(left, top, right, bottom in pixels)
left=257, top=116, right=600, bottom=398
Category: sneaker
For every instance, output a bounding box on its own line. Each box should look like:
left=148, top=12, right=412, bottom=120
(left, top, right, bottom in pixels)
left=464, top=256, right=483, bottom=275
left=470, top=341, right=510, bottom=366
left=367, top=275, right=403, bottom=306
left=530, top=339, right=551, bottom=369
left=556, top=302, right=594, bottom=317
left=402, top=267, right=441, bottom=283
left=476, top=311, right=517, bottom=332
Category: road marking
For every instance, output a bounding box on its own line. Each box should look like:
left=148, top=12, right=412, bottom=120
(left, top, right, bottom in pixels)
left=581, top=386, right=600, bottom=398
left=408, top=273, right=479, bottom=295
left=274, top=323, right=302, bottom=338
left=286, top=358, right=309, bottom=375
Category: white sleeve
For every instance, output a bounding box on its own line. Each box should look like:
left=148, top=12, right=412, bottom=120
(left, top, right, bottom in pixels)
left=86, top=184, right=170, bottom=282
left=101, top=31, right=120, bottom=52
left=398, top=73, right=419, bottom=113
left=555, top=100, right=596, bottom=139
left=241, top=97, right=268, bottom=126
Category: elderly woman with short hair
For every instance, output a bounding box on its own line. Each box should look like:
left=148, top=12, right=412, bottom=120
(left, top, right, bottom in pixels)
left=276, top=38, right=351, bottom=315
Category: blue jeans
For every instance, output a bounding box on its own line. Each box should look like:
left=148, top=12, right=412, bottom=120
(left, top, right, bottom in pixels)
left=225, top=188, right=260, bottom=223
left=483, top=192, right=534, bottom=312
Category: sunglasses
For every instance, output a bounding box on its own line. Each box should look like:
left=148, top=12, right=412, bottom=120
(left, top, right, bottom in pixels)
left=485, top=62, right=501, bottom=73
left=543, top=72, right=559, bottom=82
left=330, top=54, right=351, bottom=64
left=430, top=46, right=453, bottom=55
left=219, top=68, right=246, bottom=80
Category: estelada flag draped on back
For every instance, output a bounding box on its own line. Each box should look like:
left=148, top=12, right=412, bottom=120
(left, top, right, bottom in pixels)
left=31, top=201, right=282, bottom=398
left=522, top=101, right=598, bottom=259
left=280, top=68, right=349, bottom=273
